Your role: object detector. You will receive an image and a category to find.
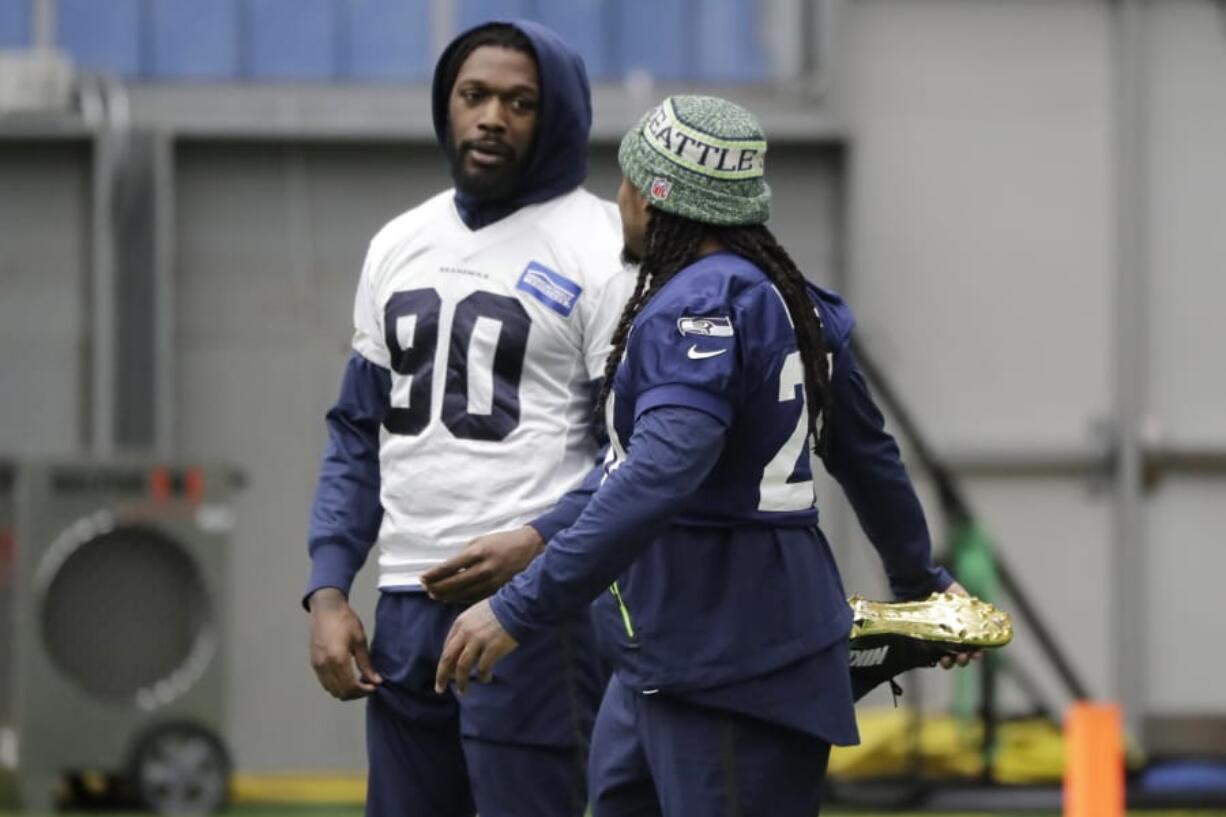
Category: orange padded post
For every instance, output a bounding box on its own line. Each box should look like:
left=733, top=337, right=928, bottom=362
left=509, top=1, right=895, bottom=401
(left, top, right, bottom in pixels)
left=1064, top=701, right=1125, bottom=817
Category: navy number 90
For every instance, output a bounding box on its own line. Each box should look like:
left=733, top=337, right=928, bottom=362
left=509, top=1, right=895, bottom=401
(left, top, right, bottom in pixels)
left=383, top=288, right=530, bottom=442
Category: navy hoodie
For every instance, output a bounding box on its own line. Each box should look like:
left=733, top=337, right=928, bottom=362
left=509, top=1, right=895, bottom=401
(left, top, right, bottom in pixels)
left=305, top=20, right=595, bottom=601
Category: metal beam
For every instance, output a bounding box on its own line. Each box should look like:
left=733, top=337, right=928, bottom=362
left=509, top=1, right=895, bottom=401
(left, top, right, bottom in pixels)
left=81, top=77, right=133, bottom=457
left=89, top=122, right=116, bottom=457
left=122, top=84, right=845, bottom=144
left=1111, top=0, right=1152, bottom=734
left=152, top=132, right=176, bottom=457
left=932, top=446, right=1112, bottom=480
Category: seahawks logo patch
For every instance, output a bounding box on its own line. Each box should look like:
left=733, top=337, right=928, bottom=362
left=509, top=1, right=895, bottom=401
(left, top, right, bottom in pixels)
left=677, top=315, right=734, bottom=338
left=517, top=261, right=582, bottom=317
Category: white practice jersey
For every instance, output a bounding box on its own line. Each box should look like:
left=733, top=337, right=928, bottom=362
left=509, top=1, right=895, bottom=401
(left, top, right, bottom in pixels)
left=352, top=187, right=634, bottom=587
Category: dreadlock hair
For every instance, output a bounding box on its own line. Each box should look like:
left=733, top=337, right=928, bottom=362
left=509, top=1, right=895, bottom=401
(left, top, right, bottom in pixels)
left=439, top=23, right=535, bottom=103
left=597, top=207, right=834, bottom=458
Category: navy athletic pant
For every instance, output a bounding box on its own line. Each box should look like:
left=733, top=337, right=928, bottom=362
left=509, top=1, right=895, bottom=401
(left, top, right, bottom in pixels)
left=589, top=675, right=832, bottom=817
left=365, top=592, right=603, bottom=817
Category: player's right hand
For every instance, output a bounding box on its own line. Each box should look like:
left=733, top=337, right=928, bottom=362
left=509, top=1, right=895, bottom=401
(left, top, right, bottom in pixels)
left=937, top=581, right=984, bottom=669
left=420, top=526, right=546, bottom=605
left=308, top=588, right=383, bottom=700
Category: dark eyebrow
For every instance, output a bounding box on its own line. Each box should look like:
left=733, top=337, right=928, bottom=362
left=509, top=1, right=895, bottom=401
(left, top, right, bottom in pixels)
left=456, top=79, right=538, bottom=98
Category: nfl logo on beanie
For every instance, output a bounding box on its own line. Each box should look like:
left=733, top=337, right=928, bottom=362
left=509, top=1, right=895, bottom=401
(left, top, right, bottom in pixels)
left=617, top=95, right=771, bottom=226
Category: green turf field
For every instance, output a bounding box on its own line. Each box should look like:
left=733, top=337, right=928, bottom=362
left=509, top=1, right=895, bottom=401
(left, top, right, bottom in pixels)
left=7, top=804, right=1226, bottom=809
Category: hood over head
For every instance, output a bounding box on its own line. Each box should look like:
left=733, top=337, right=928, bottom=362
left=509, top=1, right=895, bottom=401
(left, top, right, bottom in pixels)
left=432, top=19, right=592, bottom=229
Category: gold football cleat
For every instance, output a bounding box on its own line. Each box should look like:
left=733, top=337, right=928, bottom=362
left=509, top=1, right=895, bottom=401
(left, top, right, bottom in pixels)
left=848, top=592, right=1013, bottom=649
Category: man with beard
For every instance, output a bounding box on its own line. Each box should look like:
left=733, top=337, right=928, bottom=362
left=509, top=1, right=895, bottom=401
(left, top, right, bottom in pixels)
left=303, top=21, right=631, bottom=817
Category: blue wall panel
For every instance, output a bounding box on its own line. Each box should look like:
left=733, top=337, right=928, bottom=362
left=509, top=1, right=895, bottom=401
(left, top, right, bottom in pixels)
left=0, top=0, right=31, bottom=48
left=456, top=0, right=529, bottom=32
left=57, top=0, right=144, bottom=77
left=616, top=0, right=688, bottom=81
left=246, top=0, right=338, bottom=79
left=152, top=0, right=240, bottom=79
left=15, top=0, right=765, bottom=84
left=346, top=0, right=430, bottom=81
left=455, top=0, right=611, bottom=79
left=532, top=0, right=609, bottom=80
left=694, top=0, right=766, bottom=83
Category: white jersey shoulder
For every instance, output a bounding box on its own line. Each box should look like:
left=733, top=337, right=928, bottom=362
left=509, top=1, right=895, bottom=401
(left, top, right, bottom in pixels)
left=525, top=187, right=625, bottom=287
left=351, top=188, right=634, bottom=588
left=517, top=188, right=633, bottom=382
left=363, top=189, right=457, bottom=287
left=362, top=188, right=623, bottom=296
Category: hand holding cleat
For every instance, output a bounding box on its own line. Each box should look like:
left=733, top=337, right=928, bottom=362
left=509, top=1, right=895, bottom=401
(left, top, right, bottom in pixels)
left=846, top=585, right=1013, bottom=701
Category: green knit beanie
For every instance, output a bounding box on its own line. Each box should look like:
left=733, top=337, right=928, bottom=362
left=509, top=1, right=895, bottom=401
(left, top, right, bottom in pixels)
left=617, top=95, right=771, bottom=226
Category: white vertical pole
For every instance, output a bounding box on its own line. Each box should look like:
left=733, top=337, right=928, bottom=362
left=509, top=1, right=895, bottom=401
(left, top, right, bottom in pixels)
left=430, top=0, right=456, bottom=66
left=32, top=0, right=56, bottom=51
left=1111, top=0, right=1151, bottom=738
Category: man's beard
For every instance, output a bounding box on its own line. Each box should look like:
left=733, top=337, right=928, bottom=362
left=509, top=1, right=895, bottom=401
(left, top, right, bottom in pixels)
left=620, top=245, right=642, bottom=266
left=449, top=136, right=527, bottom=202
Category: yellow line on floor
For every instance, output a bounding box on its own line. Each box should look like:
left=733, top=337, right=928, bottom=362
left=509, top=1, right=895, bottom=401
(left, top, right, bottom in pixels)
left=230, top=772, right=365, bottom=805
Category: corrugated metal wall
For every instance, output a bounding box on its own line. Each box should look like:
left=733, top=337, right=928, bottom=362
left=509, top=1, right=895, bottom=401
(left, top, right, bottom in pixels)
left=0, top=140, right=92, bottom=456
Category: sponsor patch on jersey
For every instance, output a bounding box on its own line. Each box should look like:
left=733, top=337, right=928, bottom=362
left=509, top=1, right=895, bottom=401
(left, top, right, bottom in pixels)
left=516, top=261, right=582, bottom=317
left=677, top=315, right=734, bottom=338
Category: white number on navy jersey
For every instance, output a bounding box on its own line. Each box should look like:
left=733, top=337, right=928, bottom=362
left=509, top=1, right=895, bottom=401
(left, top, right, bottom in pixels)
left=758, top=350, right=816, bottom=511
left=383, top=288, right=531, bottom=441
left=601, top=392, right=626, bottom=484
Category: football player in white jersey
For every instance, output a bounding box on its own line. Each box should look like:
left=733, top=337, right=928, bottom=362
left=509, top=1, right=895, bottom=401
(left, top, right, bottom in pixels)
left=303, top=20, right=631, bottom=817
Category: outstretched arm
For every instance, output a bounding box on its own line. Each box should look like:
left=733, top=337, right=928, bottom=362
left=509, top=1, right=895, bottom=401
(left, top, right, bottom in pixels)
left=434, top=405, right=727, bottom=693
left=420, top=445, right=606, bottom=604
left=823, top=344, right=954, bottom=600
left=419, top=379, right=610, bottom=604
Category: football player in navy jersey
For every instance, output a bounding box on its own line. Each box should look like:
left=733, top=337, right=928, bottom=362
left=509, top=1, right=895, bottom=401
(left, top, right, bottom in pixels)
left=304, top=20, right=635, bottom=817
left=435, top=95, right=973, bottom=816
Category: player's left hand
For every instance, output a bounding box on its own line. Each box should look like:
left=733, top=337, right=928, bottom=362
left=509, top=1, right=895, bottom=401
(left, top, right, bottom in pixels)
left=938, top=581, right=984, bottom=669
left=434, top=599, right=519, bottom=695
left=421, top=526, right=545, bottom=605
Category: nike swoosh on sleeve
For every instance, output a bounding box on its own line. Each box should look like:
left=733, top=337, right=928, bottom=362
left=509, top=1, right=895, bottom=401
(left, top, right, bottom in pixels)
left=686, top=345, right=728, bottom=360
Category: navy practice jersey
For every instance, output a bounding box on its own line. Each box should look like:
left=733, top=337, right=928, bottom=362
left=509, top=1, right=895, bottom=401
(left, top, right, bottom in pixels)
left=493, top=250, right=950, bottom=739
left=604, top=250, right=836, bottom=526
